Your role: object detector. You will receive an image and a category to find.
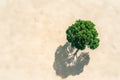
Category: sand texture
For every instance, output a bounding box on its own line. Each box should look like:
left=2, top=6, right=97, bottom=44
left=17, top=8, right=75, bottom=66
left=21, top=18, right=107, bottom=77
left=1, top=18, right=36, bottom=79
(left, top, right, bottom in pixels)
left=0, top=0, right=120, bottom=80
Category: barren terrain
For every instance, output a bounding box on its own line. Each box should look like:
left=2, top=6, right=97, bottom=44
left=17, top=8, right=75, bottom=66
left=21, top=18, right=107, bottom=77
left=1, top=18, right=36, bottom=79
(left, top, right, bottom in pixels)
left=0, top=0, right=120, bottom=80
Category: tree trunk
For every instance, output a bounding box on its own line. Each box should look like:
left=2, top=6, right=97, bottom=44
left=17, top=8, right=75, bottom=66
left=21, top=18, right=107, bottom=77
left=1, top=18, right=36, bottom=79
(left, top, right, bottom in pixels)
left=73, top=49, right=79, bottom=56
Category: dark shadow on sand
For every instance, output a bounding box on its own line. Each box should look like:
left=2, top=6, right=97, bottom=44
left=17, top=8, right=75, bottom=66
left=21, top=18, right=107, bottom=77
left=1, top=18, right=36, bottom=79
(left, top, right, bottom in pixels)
left=53, top=42, right=90, bottom=78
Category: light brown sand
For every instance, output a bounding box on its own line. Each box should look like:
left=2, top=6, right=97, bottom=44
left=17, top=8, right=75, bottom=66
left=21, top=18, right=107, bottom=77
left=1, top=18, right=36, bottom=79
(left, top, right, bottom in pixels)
left=0, top=0, right=120, bottom=80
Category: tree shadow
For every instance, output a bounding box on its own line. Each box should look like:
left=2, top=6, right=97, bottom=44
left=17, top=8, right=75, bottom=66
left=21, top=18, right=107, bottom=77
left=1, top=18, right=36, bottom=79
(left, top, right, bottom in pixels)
left=53, top=42, right=90, bottom=78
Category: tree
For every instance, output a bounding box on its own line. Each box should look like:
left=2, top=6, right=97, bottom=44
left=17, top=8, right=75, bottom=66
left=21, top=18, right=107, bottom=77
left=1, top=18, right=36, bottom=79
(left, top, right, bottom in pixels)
left=66, top=19, right=100, bottom=56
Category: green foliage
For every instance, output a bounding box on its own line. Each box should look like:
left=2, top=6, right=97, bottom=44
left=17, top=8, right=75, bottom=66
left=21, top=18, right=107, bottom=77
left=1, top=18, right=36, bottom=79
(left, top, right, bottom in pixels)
left=66, top=19, right=100, bottom=50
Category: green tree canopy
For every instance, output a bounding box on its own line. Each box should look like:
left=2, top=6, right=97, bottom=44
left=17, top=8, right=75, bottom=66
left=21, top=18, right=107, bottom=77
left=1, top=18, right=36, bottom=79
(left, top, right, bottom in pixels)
left=66, top=19, right=100, bottom=50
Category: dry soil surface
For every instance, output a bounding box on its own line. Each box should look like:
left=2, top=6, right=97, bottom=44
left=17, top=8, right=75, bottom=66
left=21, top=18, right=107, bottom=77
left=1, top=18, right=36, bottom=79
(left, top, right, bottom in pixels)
left=0, top=0, right=120, bottom=80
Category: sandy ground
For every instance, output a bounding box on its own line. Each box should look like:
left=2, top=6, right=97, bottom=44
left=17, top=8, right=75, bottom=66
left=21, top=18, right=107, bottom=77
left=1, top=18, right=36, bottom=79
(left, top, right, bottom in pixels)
left=0, top=0, right=120, bottom=80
